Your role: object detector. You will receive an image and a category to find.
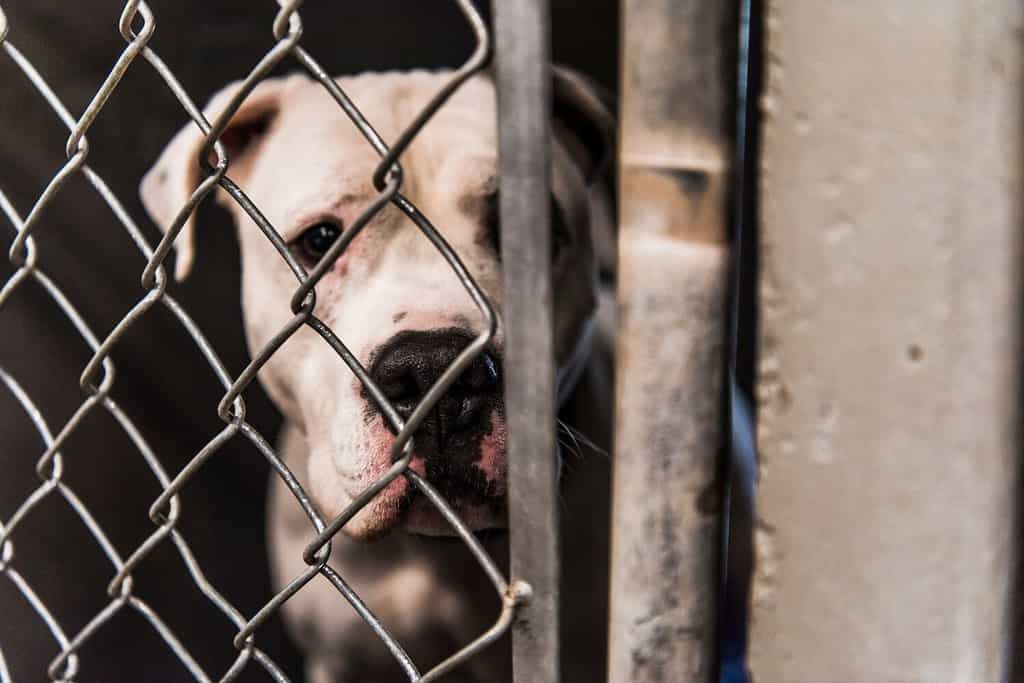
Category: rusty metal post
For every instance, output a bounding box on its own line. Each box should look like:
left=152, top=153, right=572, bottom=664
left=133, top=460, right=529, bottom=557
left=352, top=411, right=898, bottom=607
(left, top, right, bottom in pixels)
left=750, top=2, right=1024, bottom=681
left=608, top=2, right=735, bottom=681
left=493, top=2, right=560, bottom=682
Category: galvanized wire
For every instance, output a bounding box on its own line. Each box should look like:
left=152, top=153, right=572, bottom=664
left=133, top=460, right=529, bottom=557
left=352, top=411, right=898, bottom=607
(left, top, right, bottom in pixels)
left=0, top=1, right=524, bottom=680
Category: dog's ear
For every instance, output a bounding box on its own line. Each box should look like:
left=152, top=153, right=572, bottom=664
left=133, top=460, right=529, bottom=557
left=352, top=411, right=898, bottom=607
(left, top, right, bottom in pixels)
left=551, top=66, right=615, bottom=186
left=140, top=76, right=293, bottom=280
left=551, top=67, right=617, bottom=277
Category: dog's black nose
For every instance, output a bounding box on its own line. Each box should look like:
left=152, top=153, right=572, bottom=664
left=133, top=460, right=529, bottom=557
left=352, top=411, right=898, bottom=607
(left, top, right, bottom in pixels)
left=368, top=330, right=501, bottom=451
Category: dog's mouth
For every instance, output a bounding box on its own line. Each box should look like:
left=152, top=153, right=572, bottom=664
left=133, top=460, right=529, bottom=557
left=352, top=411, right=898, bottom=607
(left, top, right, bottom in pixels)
left=345, top=416, right=509, bottom=538
left=368, top=476, right=508, bottom=538
left=353, top=328, right=508, bottom=537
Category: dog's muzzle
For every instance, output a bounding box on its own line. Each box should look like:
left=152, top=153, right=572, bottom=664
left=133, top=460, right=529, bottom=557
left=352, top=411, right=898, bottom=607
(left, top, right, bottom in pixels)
left=368, top=328, right=502, bottom=459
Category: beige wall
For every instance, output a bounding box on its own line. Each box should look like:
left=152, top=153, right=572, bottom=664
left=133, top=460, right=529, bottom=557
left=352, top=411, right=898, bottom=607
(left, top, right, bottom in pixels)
left=751, top=2, right=1024, bottom=681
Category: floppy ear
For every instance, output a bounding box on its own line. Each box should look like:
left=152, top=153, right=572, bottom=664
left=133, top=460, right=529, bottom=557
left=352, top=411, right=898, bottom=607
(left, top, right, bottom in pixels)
left=551, top=66, right=617, bottom=277
left=140, top=76, right=293, bottom=280
left=551, top=66, right=616, bottom=186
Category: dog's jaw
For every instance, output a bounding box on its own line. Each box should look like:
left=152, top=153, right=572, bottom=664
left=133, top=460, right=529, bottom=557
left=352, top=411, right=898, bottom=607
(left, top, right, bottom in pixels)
left=307, top=409, right=508, bottom=540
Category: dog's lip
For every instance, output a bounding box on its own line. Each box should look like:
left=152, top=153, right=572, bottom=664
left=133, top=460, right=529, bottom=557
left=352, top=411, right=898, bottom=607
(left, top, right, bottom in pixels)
left=406, top=525, right=509, bottom=542
left=354, top=466, right=507, bottom=537
left=394, top=494, right=508, bottom=536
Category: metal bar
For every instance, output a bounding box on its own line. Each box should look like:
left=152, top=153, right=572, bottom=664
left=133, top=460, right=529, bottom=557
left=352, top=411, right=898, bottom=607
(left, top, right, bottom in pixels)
left=493, top=1, right=560, bottom=682
left=749, top=2, right=1023, bottom=680
left=608, top=1, right=735, bottom=681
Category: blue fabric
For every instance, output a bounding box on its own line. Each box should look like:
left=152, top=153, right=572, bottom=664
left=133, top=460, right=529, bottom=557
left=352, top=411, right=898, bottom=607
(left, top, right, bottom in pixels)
left=719, top=383, right=757, bottom=683
left=720, top=656, right=750, bottom=683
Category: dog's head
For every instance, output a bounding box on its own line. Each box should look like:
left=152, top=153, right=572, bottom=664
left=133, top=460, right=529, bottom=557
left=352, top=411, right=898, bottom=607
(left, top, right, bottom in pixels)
left=140, top=70, right=612, bottom=539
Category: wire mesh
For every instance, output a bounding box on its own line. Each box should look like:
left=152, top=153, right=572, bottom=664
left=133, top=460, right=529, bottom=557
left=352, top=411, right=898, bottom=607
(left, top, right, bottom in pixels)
left=0, top=1, right=527, bottom=680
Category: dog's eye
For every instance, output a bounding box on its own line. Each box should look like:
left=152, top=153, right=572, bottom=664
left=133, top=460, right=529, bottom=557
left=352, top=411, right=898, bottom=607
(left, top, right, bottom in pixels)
left=481, top=192, right=570, bottom=261
left=296, top=221, right=343, bottom=263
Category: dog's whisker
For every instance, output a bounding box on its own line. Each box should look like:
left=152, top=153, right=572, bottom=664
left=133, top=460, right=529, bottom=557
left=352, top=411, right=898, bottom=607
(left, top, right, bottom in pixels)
left=557, top=421, right=584, bottom=459
left=556, top=447, right=578, bottom=472
left=557, top=419, right=608, bottom=458
left=556, top=434, right=581, bottom=461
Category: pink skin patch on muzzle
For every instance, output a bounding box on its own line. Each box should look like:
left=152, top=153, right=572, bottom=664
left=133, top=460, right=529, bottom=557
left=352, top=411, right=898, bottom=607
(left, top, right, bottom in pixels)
left=348, top=410, right=508, bottom=539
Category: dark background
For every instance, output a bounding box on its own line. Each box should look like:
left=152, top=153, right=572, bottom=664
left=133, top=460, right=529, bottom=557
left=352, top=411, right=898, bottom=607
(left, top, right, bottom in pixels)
left=0, top=2, right=618, bottom=681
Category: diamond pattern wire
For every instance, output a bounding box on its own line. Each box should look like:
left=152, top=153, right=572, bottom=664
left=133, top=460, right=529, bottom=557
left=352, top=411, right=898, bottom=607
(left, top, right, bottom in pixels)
left=0, top=2, right=523, bottom=680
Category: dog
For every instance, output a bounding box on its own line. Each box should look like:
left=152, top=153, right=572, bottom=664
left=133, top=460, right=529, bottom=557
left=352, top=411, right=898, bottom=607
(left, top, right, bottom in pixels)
left=140, top=68, right=617, bottom=682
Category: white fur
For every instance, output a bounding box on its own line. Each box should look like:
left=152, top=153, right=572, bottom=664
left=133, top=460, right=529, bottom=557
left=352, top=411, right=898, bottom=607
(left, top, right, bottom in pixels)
left=141, top=70, right=610, bottom=682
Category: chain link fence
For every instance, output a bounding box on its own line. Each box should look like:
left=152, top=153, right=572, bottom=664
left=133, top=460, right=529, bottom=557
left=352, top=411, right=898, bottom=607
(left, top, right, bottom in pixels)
left=0, top=1, right=533, bottom=680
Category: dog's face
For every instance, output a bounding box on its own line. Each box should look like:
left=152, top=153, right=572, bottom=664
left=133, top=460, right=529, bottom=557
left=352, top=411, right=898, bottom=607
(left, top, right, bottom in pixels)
left=141, top=70, right=611, bottom=539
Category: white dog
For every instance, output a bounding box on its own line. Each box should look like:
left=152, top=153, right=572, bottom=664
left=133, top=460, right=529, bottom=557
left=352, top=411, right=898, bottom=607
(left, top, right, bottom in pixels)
left=141, top=69, right=615, bottom=682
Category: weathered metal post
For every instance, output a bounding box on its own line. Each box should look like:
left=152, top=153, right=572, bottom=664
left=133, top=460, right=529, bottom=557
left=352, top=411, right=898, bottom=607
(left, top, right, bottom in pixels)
left=750, top=2, right=1024, bottom=681
left=608, top=2, right=735, bottom=681
left=493, top=2, right=560, bottom=682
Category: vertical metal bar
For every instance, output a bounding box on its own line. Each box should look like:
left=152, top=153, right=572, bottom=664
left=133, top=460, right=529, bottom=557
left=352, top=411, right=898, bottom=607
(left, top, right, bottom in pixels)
left=493, top=1, right=560, bottom=682
left=750, top=2, right=1024, bottom=681
left=608, top=2, right=735, bottom=682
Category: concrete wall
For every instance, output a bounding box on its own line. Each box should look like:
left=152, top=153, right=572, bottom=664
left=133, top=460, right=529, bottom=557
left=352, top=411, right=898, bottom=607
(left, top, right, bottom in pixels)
left=750, top=2, right=1024, bottom=681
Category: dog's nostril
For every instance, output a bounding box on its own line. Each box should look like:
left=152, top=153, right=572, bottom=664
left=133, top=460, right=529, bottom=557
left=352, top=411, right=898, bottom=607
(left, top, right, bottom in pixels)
left=452, top=394, right=487, bottom=430
left=458, top=352, right=500, bottom=392
left=379, top=372, right=422, bottom=403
